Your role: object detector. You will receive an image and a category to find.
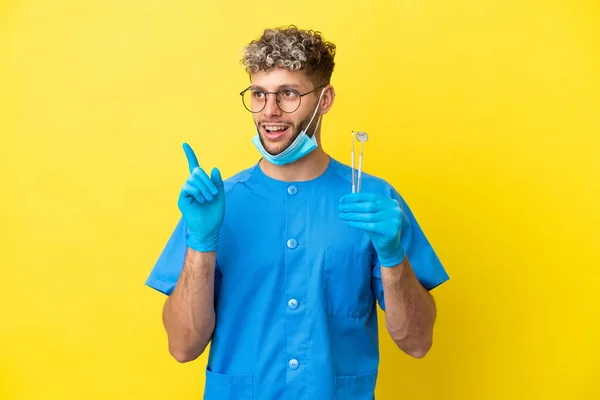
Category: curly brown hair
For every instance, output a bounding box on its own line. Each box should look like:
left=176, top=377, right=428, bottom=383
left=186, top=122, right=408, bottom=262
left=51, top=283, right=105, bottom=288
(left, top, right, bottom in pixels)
left=241, top=25, right=336, bottom=86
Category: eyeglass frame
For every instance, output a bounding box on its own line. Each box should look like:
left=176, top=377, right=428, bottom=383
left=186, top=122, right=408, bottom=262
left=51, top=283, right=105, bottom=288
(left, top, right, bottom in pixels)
left=239, top=84, right=327, bottom=114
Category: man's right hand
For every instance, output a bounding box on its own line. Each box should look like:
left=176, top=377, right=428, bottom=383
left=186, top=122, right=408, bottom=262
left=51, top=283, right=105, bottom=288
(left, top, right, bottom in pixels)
left=177, top=142, right=225, bottom=252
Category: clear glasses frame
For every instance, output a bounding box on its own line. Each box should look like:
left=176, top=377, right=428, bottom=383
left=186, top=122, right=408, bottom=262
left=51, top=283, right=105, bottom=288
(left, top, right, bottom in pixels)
left=239, top=84, right=326, bottom=113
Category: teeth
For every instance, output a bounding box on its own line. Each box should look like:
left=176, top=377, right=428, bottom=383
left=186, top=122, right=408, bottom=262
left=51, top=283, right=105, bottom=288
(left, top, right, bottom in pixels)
left=265, top=126, right=287, bottom=132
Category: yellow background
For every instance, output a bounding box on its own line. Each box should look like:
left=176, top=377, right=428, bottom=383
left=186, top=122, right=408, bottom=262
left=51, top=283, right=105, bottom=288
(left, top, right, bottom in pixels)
left=1, top=0, right=599, bottom=399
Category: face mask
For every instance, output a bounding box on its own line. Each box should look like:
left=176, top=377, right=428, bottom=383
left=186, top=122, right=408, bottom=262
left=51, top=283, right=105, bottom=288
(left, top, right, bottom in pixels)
left=252, top=88, right=325, bottom=166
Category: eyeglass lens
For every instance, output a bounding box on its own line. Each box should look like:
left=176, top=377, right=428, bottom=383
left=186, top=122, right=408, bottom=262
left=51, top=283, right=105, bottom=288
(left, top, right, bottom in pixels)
left=242, top=89, right=302, bottom=113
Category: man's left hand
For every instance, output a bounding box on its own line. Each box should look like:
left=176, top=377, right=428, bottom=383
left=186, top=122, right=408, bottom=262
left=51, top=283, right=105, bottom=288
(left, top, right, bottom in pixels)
left=338, top=192, right=405, bottom=267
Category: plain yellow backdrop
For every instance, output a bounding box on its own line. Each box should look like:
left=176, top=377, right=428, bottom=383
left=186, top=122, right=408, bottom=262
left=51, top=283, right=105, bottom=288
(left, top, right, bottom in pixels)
left=1, top=0, right=599, bottom=399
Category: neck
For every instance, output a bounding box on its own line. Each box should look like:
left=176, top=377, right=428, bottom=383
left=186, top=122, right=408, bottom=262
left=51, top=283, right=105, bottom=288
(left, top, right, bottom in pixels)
left=259, top=146, right=330, bottom=182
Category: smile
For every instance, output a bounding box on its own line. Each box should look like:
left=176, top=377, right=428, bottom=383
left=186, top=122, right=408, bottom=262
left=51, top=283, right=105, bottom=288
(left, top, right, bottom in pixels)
left=262, top=125, right=290, bottom=140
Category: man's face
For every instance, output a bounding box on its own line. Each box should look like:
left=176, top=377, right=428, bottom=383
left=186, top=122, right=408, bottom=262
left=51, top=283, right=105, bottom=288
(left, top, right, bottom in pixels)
left=249, top=68, right=323, bottom=156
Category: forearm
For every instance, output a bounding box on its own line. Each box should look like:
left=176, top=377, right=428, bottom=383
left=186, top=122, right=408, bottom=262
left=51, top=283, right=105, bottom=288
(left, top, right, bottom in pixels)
left=380, top=256, right=437, bottom=358
left=162, top=248, right=216, bottom=363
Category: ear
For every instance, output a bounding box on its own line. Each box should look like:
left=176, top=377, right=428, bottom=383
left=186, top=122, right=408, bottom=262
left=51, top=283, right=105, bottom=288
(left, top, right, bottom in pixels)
left=319, top=84, right=336, bottom=115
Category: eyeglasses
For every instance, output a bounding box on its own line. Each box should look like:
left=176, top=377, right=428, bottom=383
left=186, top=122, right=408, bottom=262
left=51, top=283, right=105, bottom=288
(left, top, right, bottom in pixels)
left=240, top=84, right=326, bottom=113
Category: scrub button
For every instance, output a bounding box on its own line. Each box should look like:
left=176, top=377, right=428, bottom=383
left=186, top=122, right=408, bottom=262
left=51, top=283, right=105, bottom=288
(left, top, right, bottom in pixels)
left=288, top=359, right=299, bottom=370
left=287, top=239, right=298, bottom=249
left=287, top=185, right=298, bottom=195
left=288, top=299, right=299, bottom=310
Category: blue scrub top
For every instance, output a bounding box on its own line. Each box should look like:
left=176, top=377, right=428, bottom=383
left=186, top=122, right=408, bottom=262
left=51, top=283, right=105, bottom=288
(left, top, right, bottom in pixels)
left=146, top=157, right=449, bottom=400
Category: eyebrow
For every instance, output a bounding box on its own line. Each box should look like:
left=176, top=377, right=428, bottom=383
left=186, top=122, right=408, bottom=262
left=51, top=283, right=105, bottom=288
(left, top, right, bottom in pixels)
left=250, top=83, right=303, bottom=91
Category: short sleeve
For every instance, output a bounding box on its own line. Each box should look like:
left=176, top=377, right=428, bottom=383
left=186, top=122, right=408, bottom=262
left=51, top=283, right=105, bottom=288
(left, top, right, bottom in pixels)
left=145, top=218, right=222, bottom=301
left=371, top=190, right=449, bottom=310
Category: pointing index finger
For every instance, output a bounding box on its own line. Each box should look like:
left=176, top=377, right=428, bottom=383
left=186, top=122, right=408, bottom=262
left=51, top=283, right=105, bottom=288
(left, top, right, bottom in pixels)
left=182, top=142, right=199, bottom=173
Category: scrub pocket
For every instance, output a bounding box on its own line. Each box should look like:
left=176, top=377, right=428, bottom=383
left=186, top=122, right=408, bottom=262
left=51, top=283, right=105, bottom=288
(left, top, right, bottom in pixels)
left=335, top=370, right=378, bottom=400
left=203, top=367, right=253, bottom=400
left=323, top=249, right=375, bottom=318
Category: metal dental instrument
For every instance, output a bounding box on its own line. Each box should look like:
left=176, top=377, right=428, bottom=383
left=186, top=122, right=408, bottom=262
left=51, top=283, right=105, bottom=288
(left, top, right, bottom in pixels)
left=351, top=131, right=368, bottom=193
left=356, top=131, right=368, bottom=193
left=351, top=131, right=356, bottom=193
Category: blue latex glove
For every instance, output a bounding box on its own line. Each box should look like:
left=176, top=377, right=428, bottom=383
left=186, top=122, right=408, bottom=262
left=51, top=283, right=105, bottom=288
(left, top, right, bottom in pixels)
left=338, top=192, right=405, bottom=267
left=177, top=143, right=225, bottom=252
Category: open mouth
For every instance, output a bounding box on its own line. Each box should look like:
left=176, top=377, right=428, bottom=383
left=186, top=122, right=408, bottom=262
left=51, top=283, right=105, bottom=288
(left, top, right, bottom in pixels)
left=262, top=124, right=290, bottom=140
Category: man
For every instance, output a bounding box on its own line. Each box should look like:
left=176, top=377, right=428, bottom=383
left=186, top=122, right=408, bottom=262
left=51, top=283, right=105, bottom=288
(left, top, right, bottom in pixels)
left=146, top=25, right=449, bottom=400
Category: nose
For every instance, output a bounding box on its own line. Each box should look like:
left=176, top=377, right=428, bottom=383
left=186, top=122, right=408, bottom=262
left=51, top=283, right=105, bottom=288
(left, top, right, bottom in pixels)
left=263, top=93, right=282, bottom=118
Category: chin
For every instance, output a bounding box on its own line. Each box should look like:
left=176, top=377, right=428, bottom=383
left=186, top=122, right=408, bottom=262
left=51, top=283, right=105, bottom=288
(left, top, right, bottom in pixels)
left=260, top=134, right=294, bottom=156
left=263, top=143, right=287, bottom=156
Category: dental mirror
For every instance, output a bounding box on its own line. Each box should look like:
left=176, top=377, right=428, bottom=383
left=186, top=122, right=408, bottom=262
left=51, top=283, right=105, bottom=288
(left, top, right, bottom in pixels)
left=356, top=131, right=368, bottom=142
left=352, top=131, right=368, bottom=193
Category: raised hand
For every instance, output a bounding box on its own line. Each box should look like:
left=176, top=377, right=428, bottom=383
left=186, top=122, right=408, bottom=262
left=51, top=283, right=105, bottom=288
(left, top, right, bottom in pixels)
left=338, top=192, right=405, bottom=267
left=177, top=142, right=225, bottom=252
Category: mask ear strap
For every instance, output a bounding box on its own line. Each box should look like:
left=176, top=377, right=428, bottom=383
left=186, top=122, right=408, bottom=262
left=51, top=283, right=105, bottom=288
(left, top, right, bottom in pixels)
left=303, top=88, right=327, bottom=134
left=312, top=115, right=322, bottom=139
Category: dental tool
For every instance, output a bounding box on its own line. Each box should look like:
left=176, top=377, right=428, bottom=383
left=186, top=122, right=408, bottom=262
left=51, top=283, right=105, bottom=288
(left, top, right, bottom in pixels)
left=351, top=131, right=369, bottom=193
left=351, top=131, right=356, bottom=193
left=355, top=131, right=368, bottom=193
